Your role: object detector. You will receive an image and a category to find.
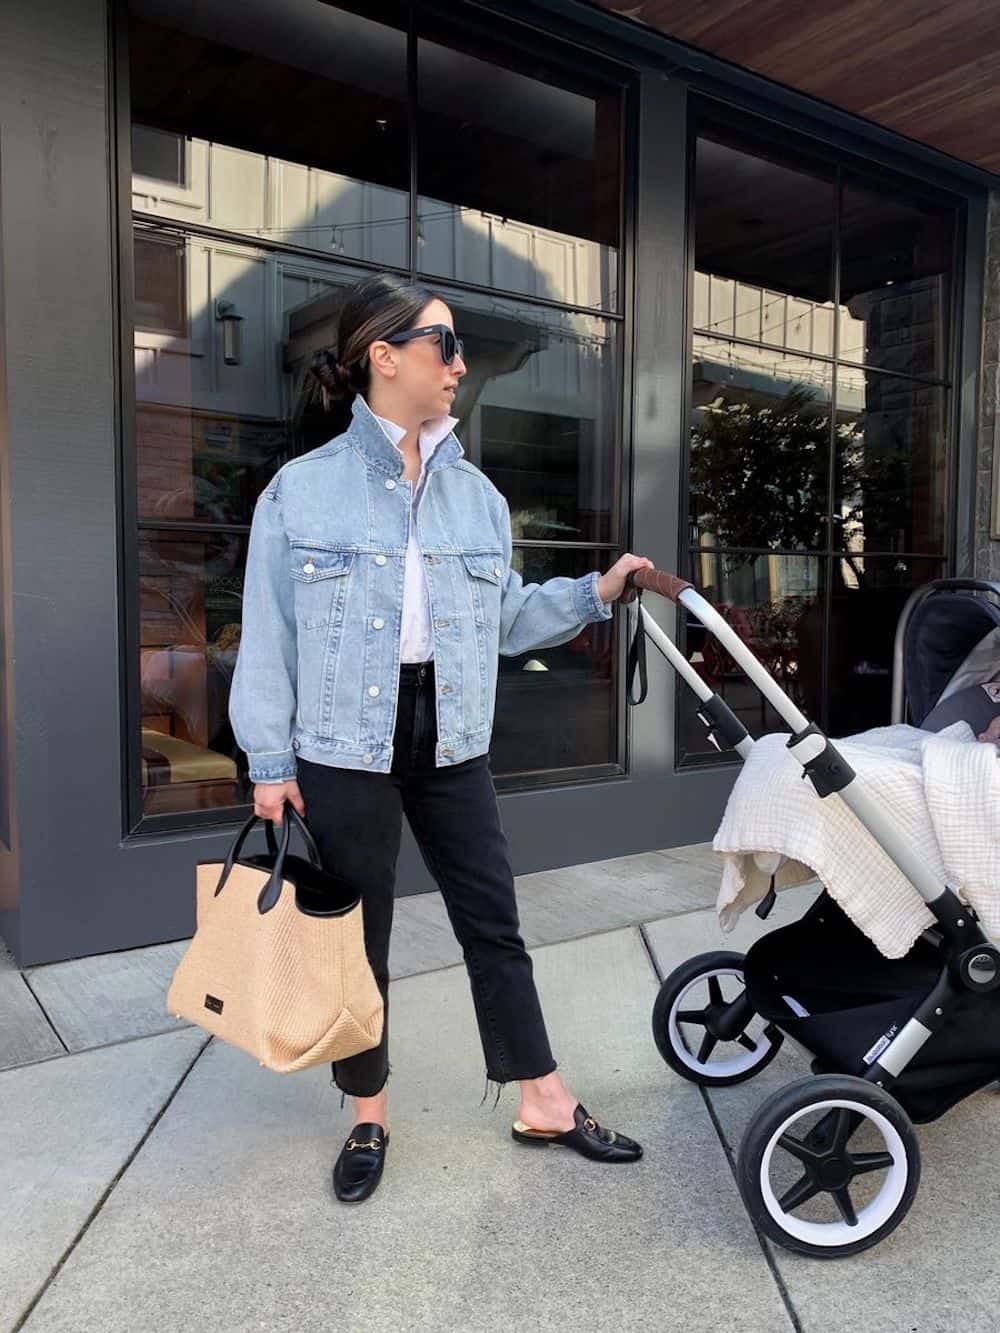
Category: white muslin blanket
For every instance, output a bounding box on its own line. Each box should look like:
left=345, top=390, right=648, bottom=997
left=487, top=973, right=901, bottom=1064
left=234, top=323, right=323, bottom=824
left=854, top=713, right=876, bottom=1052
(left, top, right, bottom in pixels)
left=714, top=722, right=1000, bottom=958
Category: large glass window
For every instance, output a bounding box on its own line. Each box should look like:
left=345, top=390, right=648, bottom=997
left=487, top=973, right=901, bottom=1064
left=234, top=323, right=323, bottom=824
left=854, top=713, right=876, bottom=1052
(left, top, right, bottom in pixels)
left=126, top=0, right=626, bottom=823
left=416, top=18, right=621, bottom=311
left=682, top=117, right=955, bottom=762
left=129, top=0, right=410, bottom=266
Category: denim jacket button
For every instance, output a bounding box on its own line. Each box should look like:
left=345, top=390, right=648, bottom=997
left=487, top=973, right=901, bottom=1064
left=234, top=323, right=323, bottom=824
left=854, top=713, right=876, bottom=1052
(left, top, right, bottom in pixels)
left=372, top=617, right=385, bottom=630
left=375, top=554, right=387, bottom=566
left=441, top=746, right=454, bottom=758
left=302, top=561, right=315, bottom=574
left=368, top=685, right=380, bottom=698
left=384, top=479, right=397, bottom=491
left=362, top=753, right=374, bottom=765
left=440, top=683, right=452, bottom=694
left=434, top=618, right=449, bottom=628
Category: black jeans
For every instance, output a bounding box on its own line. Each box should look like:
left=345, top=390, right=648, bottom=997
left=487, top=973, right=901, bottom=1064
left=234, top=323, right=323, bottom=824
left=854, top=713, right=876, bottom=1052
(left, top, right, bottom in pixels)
left=295, top=661, right=557, bottom=1098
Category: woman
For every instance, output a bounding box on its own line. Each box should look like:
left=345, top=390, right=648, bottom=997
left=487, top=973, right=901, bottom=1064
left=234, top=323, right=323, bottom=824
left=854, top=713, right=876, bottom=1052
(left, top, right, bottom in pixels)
left=229, top=273, right=652, bottom=1204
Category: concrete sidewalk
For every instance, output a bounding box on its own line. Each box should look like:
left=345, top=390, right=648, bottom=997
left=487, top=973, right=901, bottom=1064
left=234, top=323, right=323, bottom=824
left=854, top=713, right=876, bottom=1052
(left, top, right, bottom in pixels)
left=3, top=846, right=999, bottom=1333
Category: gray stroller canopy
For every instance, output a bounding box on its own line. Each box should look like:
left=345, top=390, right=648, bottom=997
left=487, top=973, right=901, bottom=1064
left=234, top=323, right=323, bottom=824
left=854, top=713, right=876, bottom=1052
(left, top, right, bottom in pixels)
left=904, top=593, right=1000, bottom=725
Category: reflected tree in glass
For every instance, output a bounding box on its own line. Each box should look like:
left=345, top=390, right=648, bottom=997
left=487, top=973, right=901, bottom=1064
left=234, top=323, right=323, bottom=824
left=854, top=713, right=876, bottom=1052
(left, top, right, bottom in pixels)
left=690, top=387, right=911, bottom=575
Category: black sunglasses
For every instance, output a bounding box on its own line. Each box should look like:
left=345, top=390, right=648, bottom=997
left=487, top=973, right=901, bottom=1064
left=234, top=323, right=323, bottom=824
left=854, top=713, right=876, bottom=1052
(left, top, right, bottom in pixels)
left=381, top=323, right=465, bottom=365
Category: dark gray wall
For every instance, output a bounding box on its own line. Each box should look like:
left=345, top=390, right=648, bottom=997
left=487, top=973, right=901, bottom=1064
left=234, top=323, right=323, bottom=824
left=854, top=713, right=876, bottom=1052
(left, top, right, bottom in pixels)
left=0, top=128, right=16, bottom=950
left=0, top=0, right=128, bottom=965
left=0, top=0, right=735, bottom=965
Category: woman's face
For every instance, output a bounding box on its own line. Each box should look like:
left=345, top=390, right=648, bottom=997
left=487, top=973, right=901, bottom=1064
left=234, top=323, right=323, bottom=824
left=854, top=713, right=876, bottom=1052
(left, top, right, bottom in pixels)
left=371, top=298, right=467, bottom=421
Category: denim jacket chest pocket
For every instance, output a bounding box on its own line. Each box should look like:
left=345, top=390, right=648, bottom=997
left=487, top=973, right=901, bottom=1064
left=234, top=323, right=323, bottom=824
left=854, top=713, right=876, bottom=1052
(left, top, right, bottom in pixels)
left=462, top=551, right=504, bottom=627
left=288, top=542, right=355, bottom=630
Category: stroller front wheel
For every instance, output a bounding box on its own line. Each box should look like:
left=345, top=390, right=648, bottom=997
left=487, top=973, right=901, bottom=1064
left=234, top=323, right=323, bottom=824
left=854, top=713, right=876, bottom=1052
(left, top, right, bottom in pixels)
left=652, top=951, right=783, bottom=1087
left=738, top=1074, right=921, bottom=1259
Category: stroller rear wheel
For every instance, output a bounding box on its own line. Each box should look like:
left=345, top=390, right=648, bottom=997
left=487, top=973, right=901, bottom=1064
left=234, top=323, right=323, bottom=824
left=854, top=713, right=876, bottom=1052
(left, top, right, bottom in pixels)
left=738, top=1074, right=921, bottom=1258
left=652, top=951, right=783, bottom=1087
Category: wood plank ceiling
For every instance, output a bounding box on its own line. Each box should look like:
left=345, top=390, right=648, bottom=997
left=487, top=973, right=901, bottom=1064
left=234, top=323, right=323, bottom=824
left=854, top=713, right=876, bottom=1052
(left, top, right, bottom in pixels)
left=592, top=0, right=1000, bottom=174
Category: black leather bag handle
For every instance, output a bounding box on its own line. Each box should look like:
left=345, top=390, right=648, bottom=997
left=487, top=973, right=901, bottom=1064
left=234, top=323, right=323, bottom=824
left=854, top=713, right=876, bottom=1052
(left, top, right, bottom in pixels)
left=215, top=811, right=266, bottom=896
left=263, top=805, right=321, bottom=866
left=256, top=812, right=294, bottom=915
left=216, top=805, right=322, bottom=913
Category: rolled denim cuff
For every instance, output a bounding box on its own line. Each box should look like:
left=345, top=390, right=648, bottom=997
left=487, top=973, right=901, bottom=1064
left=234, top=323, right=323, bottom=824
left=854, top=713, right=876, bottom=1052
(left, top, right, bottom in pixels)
left=247, top=749, right=298, bottom=783
left=573, top=570, right=614, bottom=624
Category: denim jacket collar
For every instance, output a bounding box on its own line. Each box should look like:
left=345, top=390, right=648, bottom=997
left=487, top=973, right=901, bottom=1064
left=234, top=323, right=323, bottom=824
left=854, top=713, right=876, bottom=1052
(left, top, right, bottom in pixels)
left=349, top=394, right=463, bottom=478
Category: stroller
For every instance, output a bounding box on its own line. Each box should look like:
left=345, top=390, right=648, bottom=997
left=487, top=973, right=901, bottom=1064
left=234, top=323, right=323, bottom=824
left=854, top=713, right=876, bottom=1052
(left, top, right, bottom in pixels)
left=626, top=572, right=1000, bottom=1258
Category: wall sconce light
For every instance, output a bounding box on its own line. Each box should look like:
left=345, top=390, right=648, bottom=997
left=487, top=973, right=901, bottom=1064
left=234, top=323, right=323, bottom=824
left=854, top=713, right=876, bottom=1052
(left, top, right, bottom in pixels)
left=215, top=299, right=244, bottom=366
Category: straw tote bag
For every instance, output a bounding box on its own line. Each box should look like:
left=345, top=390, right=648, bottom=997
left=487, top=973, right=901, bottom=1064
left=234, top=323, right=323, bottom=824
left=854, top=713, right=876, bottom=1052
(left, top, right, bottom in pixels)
left=167, top=806, right=383, bottom=1073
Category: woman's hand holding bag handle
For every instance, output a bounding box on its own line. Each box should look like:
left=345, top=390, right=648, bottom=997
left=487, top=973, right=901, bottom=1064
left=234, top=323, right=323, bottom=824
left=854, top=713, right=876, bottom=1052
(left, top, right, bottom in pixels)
left=253, top=777, right=305, bottom=828
left=166, top=804, right=384, bottom=1073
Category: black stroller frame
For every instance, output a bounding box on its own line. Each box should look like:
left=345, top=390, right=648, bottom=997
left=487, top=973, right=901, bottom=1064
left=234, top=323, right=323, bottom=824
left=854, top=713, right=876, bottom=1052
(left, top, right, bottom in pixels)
left=628, top=570, right=1000, bottom=1258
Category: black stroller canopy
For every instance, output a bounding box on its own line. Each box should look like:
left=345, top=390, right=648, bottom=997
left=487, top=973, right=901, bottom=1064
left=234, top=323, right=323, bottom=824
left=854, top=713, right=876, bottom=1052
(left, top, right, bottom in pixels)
left=904, top=592, right=1000, bottom=725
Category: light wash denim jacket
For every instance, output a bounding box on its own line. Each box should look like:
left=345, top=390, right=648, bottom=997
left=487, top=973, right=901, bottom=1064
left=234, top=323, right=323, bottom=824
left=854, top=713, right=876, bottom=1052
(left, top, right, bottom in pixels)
left=229, top=396, right=613, bottom=782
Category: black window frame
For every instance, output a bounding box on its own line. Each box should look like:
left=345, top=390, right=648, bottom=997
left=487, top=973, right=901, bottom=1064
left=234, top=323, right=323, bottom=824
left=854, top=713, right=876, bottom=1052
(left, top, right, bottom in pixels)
left=676, top=96, right=969, bottom=769
left=111, top=0, right=638, bottom=838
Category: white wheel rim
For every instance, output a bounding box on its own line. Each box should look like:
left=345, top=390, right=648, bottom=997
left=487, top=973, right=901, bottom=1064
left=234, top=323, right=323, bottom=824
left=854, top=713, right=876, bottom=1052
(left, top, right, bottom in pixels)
left=667, top=968, right=775, bottom=1079
left=759, top=1097, right=910, bottom=1247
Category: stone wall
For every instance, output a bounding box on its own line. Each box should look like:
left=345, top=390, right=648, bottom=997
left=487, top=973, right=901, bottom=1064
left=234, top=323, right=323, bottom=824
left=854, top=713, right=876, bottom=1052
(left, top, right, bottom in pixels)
left=977, top=194, right=1000, bottom=579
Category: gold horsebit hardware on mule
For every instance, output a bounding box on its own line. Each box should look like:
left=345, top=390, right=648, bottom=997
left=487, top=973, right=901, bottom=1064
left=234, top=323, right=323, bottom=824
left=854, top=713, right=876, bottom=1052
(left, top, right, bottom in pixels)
left=346, top=1137, right=383, bottom=1151
left=583, top=1116, right=616, bottom=1142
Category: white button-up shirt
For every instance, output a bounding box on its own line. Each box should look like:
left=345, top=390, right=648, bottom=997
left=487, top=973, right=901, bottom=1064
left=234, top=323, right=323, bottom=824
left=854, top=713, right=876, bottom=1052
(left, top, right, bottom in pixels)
left=373, top=410, right=460, bottom=663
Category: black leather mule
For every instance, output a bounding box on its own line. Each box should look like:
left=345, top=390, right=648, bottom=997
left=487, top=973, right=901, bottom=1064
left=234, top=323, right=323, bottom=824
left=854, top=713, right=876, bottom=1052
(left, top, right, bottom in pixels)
left=511, top=1103, right=642, bottom=1163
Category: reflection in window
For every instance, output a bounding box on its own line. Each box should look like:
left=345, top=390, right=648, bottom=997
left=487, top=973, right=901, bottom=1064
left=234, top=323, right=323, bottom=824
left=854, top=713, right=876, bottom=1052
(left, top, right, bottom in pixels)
left=690, top=338, right=833, bottom=552
left=480, top=407, right=612, bottom=545
left=482, top=408, right=582, bottom=539
left=133, top=233, right=187, bottom=334
left=132, top=245, right=370, bottom=816
left=139, top=531, right=248, bottom=814
left=448, top=292, right=620, bottom=546
left=417, top=22, right=622, bottom=309
left=836, top=376, right=949, bottom=556
left=680, top=553, right=822, bottom=761
left=684, top=116, right=958, bottom=763
left=492, top=548, right=617, bottom=780
left=129, top=0, right=410, bottom=267
left=694, top=127, right=835, bottom=325
left=839, top=182, right=954, bottom=376
left=132, top=124, right=188, bottom=187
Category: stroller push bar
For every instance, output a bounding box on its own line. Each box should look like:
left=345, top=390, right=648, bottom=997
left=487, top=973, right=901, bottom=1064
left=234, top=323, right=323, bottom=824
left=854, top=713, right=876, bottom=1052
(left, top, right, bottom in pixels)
left=625, top=566, right=995, bottom=930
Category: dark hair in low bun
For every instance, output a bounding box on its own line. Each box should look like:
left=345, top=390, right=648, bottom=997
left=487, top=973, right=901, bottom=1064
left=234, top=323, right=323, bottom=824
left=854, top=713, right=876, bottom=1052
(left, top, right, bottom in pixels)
left=313, top=272, right=440, bottom=406
left=308, top=349, right=349, bottom=407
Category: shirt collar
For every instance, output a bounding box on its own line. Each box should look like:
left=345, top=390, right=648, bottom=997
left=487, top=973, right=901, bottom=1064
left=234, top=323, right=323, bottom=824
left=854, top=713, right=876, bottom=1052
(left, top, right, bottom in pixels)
left=371, top=409, right=459, bottom=466
left=348, top=394, right=462, bottom=477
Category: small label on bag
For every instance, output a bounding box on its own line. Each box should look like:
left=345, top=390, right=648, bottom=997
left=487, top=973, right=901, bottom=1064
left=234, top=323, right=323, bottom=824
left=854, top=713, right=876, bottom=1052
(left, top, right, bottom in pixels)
left=204, top=993, right=224, bottom=1014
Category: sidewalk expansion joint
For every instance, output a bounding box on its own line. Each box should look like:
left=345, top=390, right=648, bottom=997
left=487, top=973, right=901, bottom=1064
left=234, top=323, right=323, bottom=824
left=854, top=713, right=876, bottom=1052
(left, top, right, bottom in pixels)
left=18, top=973, right=69, bottom=1053
left=11, top=1032, right=213, bottom=1333
left=638, top=922, right=804, bottom=1333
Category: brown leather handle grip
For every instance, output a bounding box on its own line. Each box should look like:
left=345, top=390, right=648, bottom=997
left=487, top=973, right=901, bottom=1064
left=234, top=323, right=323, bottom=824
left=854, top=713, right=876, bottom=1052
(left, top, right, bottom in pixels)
left=623, top=568, right=693, bottom=603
